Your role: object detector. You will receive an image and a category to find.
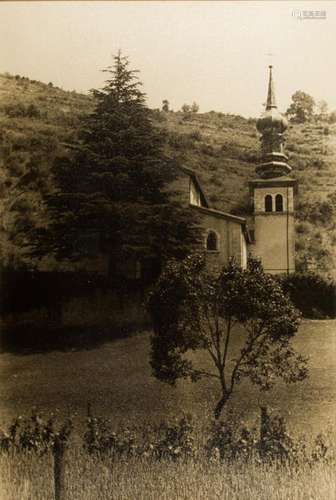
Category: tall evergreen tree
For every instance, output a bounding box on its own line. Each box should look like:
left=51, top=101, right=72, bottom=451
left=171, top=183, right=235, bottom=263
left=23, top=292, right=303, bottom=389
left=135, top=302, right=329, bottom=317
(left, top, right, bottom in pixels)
left=32, top=52, right=201, bottom=276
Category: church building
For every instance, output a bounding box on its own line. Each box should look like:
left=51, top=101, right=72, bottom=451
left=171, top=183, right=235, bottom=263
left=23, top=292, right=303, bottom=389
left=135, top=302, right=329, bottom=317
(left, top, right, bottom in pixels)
left=176, top=66, right=297, bottom=275
left=93, top=66, right=296, bottom=279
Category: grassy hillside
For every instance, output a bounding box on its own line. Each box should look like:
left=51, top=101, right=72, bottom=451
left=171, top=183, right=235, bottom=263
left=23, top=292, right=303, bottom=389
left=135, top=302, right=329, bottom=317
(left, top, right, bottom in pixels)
left=0, top=73, right=335, bottom=276
left=0, top=73, right=93, bottom=269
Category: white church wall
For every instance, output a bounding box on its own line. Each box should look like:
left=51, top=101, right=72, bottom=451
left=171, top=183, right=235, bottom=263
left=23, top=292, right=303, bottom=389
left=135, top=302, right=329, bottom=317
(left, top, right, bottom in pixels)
left=251, top=213, right=295, bottom=274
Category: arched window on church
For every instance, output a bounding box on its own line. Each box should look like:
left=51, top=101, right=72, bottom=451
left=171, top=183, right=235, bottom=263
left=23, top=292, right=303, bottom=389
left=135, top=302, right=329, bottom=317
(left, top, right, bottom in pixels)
left=206, top=230, right=219, bottom=251
left=275, top=194, right=283, bottom=212
left=265, top=194, right=273, bottom=212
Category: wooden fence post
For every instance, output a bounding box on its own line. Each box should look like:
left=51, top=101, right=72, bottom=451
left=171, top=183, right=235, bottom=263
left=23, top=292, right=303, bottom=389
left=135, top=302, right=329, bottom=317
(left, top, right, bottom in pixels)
left=53, top=438, right=65, bottom=500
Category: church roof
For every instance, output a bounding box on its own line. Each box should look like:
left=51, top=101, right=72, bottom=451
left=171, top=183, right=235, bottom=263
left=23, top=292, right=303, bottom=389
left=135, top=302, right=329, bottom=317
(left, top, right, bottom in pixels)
left=177, top=165, right=210, bottom=207
left=191, top=205, right=252, bottom=245
left=174, top=164, right=252, bottom=243
left=191, top=204, right=246, bottom=223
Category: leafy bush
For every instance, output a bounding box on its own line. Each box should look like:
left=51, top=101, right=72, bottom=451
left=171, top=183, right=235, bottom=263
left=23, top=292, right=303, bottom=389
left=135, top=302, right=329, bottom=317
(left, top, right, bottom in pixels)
left=84, top=416, right=137, bottom=459
left=167, top=131, right=194, bottom=150
left=4, top=103, right=26, bottom=118
left=296, top=198, right=335, bottom=225
left=200, top=143, right=215, bottom=156
left=207, top=407, right=333, bottom=466
left=206, top=407, right=297, bottom=463
left=84, top=413, right=195, bottom=461
left=147, top=415, right=195, bottom=461
left=206, top=418, right=256, bottom=462
left=295, top=221, right=311, bottom=235
left=258, top=406, right=299, bottom=463
left=1, top=409, right=334, bottom=470
left=4, top=102, right=41, bottom=119
left=188, top=130, right=202, bottom=141
left=0, top=412, right=72, bottom=455
left=26, top=103, right=41, bottom=118
left=281, top=272, right=335, bottom=318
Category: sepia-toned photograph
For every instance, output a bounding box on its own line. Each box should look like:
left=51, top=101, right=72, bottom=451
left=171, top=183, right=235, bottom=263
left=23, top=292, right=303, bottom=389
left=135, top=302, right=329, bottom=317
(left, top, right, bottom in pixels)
left=0, top=1, right=335, bottom=498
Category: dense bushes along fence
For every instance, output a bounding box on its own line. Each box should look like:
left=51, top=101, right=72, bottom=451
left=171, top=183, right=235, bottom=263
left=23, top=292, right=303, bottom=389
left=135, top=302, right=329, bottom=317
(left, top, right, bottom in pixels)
left=0, top=408, right=334, bottom=499
left=1, top=409, right=333, bottom=462
left=281, top=272, right=336, bottom=319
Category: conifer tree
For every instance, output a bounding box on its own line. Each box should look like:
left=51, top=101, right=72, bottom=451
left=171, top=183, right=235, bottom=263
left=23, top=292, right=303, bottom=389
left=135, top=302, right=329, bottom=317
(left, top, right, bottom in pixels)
left=32, top=52, right=201, bottom=275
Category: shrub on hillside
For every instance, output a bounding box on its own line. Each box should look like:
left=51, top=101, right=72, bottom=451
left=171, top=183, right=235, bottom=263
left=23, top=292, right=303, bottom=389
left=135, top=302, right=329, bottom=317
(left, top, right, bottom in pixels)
left=167, top=131, right=194, bottom=150
left=188, top=130, right=202, bottom=141
left=26, top=103, right=41, bottom=118
left=281, top=272, right=335, bottom=318
left=296, top=198, right=335, bottom=225
left=4, top=102, right=41, bottom=119
left=4, top=103, right=26, bottom=118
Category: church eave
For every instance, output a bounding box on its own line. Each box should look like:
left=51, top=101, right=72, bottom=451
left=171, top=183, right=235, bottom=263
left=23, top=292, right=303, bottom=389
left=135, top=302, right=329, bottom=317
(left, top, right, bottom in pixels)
left=248, top=177, right=298, bottom=194
left=190, top=204, right=246, bottom=223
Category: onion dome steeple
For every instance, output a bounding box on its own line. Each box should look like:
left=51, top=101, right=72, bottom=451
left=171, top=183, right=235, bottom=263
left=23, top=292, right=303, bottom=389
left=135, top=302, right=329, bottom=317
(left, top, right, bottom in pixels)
left=256, top=66, right=291, bottom=178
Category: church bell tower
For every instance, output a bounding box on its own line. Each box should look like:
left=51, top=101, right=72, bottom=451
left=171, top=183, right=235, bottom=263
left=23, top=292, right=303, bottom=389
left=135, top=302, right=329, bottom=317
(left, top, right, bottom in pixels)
left=249, top=66, right=297, bottom=274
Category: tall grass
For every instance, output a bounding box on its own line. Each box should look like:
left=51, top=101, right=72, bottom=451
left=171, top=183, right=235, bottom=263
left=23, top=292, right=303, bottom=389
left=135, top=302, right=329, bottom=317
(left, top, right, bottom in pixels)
left=0, top=448, right=334, bottom=500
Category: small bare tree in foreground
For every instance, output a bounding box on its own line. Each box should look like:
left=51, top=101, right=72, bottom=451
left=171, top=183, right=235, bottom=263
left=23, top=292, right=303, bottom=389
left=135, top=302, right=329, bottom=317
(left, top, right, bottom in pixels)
left=148, top=256, right=308, bottom=419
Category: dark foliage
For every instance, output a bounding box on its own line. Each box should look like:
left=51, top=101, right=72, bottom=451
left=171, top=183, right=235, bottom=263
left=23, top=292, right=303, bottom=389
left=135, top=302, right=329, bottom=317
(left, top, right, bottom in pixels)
left=1, top=408, right=333, bottom=467
left=29, top=53, right=201, bottom=273
left=0, top=411, right=72, bottom=455
left=281, top=272, right=336, bottom=318
left=287, top=91, right=315, bottom=123
left=84, top=413, right=194, bottom=461
left=0, top=270, right=149, bottom=353
left=148, top=256, right=307, bottom=418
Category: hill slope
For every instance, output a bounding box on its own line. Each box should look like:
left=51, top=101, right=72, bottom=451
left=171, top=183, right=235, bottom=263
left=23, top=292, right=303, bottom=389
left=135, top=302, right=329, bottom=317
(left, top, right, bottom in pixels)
left=0, top=73, right=335, bottom=276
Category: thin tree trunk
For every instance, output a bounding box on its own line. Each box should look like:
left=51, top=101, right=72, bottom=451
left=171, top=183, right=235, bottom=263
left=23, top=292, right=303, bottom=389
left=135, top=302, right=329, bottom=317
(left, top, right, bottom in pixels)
left=214, top=393, right=230, bottom=420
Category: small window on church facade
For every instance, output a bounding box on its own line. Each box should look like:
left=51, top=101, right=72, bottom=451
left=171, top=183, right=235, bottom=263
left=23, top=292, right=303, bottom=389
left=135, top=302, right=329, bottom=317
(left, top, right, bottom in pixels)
left=206, top=230, right=219, bottom=251
left=265, top=194, right=273, bottom=212
left=275, top=194, right=283, bottom=212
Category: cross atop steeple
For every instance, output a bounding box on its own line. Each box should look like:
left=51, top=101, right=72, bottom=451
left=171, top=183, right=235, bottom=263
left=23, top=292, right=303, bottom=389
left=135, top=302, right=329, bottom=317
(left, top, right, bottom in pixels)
left=266, top=65, right=277, bottom=110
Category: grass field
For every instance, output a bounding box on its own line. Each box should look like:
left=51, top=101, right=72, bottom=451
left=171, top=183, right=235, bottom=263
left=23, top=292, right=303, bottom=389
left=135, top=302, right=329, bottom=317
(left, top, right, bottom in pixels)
left=0, top=320, right=335, bottom=499
left=0, top=320, right=335, bottom=436
left=0, top=451, right=335, bottom=500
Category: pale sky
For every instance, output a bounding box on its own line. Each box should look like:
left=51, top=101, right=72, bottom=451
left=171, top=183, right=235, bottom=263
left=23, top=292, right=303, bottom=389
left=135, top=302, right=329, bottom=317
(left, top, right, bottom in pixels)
left=1, top=1, right=335, bottom=117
